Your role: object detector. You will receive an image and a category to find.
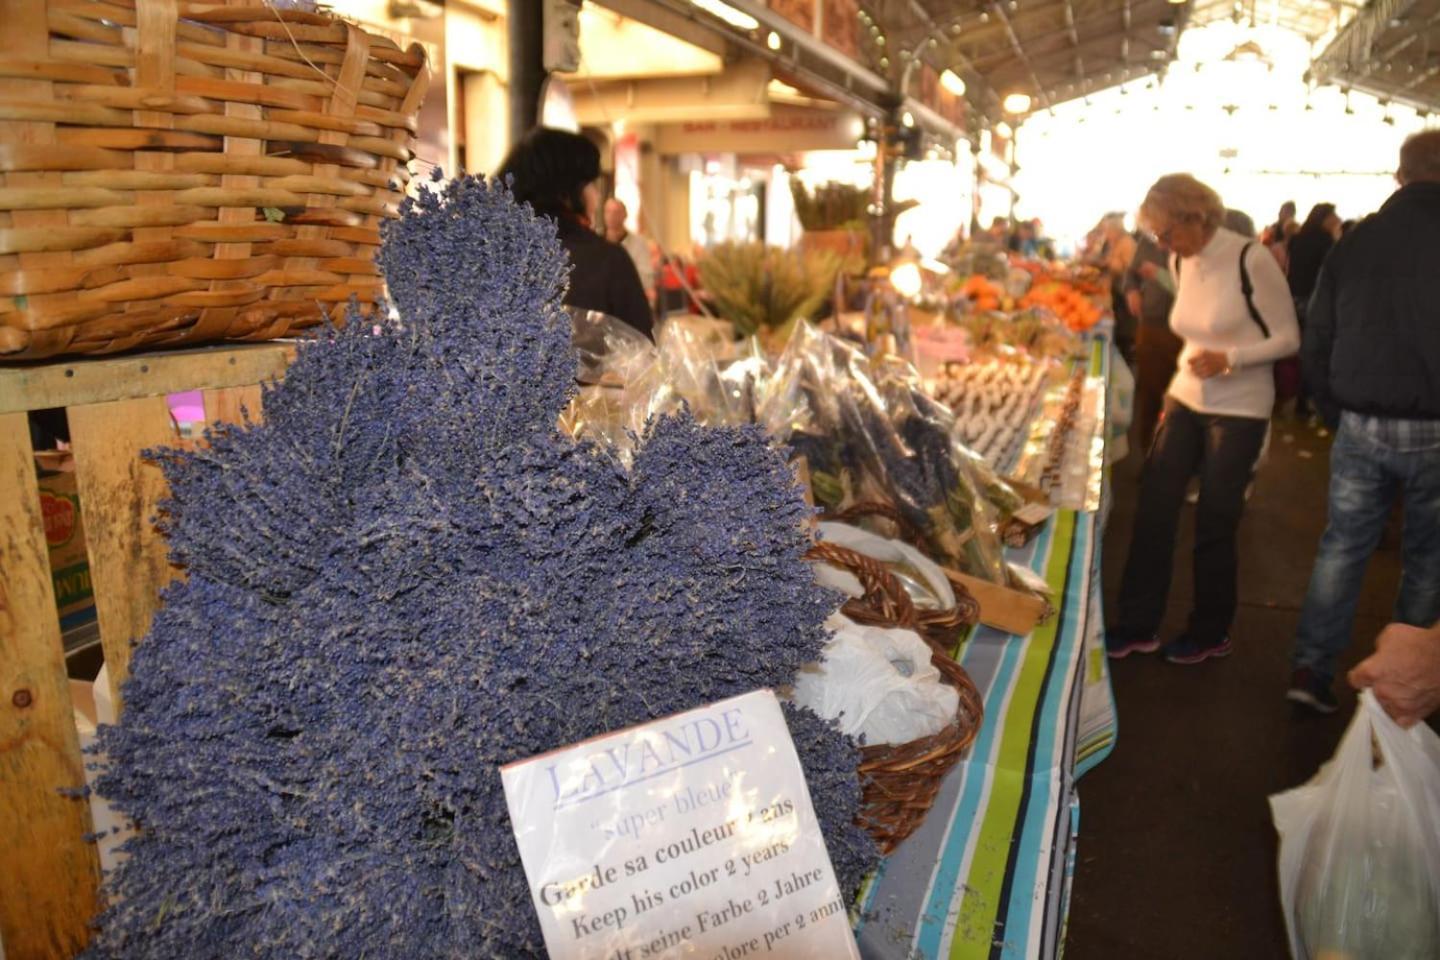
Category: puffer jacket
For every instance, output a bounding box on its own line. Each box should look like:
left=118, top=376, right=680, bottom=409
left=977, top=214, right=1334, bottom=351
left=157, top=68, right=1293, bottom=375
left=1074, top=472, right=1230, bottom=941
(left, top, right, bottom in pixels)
left=1303, top=182, right=1440, bottom=424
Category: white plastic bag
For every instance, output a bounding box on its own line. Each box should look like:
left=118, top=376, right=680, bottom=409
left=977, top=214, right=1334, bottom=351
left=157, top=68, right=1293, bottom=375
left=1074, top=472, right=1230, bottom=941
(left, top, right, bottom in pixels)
left=791, top=614, right=958, bottom=746
left=1271, top=691, right=1440, bottom=960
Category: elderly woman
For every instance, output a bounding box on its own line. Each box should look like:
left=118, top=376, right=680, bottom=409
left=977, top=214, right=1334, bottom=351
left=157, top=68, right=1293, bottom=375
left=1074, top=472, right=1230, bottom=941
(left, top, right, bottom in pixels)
left=1107, top=175, right=1300, bottom=664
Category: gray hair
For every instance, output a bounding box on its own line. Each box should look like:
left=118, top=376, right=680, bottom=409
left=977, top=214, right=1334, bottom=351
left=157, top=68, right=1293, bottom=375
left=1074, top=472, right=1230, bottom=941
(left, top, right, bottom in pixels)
left=1140, top=174, right=1225, bottom=232
left=1223, top=208, right=1256, bottom=237
left=1399, top=130, right=1440, bottom=184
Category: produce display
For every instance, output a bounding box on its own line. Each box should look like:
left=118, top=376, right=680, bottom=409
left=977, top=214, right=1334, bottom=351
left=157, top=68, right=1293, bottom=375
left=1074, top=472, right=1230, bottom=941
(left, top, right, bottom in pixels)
left=83, top=175, right=878, bottom=958
left=926, top=357, right=1054, bottom=466
left=1019, top=280, right=1105, bottom=332
left=696, top=242, right=840, bottom=338
left=954, top=309, right=1085, bottom=361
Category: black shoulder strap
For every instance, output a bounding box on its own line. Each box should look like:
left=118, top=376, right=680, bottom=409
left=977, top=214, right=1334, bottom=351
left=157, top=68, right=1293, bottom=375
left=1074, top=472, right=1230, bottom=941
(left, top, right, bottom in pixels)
left=1238, top=241, right=1271, bottom=338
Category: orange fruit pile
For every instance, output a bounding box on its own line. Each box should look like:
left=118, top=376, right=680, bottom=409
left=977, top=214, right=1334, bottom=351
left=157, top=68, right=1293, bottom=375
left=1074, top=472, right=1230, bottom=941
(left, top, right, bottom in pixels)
left=1020, top=281, right=1104, bottom=332
left=959, top=274, right=1004, bottom=312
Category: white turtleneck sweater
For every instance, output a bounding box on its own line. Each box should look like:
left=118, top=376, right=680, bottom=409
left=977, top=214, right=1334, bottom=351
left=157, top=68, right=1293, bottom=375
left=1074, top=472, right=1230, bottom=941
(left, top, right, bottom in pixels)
left=1166, top=227, right=1301, bottom=420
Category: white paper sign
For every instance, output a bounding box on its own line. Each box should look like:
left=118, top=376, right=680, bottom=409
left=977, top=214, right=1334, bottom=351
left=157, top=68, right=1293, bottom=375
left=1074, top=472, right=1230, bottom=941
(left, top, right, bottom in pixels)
left=501, top=689, right=861, bottom=960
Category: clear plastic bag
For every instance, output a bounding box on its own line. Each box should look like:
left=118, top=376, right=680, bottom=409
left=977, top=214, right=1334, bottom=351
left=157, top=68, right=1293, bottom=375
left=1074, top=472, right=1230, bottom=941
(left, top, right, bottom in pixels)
left=1271, top=691, right=1440, bottom=960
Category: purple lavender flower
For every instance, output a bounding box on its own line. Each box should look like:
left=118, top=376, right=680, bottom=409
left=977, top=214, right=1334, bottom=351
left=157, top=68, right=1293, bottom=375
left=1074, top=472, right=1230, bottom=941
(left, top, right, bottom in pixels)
left=85, top=174, right=877, bottom=959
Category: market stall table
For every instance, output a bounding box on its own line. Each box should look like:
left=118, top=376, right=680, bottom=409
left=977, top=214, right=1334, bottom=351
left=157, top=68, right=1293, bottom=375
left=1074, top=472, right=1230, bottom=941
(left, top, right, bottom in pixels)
left=854, top=340, right=1119, bottom=960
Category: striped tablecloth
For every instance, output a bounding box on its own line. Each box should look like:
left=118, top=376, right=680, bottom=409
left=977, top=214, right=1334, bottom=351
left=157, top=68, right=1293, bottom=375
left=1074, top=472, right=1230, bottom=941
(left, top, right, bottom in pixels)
left=854, top=342, right=1119, bottom=960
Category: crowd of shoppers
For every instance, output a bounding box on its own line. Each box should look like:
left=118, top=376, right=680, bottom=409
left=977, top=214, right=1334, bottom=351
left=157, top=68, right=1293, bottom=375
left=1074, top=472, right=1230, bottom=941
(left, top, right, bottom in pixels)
left=1105, top=132, right=1440, bottom=729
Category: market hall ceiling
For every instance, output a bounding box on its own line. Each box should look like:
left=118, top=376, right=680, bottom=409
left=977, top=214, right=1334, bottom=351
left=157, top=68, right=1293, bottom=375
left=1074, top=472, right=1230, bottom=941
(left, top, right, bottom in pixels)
left=1310, top=0, right=1440, bottom=113
left=599, top=0, right=1440, bottom=123
left=859, top=0, right=1189, bottom=115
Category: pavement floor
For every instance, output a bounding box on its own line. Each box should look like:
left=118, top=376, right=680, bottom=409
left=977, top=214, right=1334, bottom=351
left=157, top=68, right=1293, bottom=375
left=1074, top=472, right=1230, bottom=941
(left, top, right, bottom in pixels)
left=1063, top=413, right=1432, bottom=960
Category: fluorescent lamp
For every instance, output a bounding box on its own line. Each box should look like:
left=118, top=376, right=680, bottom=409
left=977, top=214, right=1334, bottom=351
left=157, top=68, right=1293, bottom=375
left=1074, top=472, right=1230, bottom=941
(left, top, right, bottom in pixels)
left=940, top=69, right=967, bottom=96
left=1003, top=92, right=1032, bottom=114
left=690, top=0, right=759, bottom=31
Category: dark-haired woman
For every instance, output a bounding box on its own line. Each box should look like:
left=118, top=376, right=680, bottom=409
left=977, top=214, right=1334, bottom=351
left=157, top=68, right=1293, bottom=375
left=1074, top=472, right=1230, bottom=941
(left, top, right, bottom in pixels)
left=1286, top=203, right=1340, bottom=418
left=497, top=127, right=654, bottom=339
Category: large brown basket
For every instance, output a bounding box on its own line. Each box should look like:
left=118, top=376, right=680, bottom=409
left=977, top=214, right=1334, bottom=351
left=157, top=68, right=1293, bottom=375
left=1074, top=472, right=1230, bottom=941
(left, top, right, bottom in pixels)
left=0, top=0, right=430, bottom=360
left=806, top=540, right=984, bottom=854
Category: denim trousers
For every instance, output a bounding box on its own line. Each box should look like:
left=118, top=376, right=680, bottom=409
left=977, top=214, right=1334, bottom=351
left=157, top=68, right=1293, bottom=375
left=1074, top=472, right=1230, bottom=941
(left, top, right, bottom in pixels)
left=1292, top=415, right=1440, bottom=680
left=1115, top=397, right=1269, bottom=643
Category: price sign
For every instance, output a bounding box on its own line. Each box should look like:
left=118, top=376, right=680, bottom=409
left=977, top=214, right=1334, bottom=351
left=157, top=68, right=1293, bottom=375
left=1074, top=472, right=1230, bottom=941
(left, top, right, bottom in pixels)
left=501, top=690, right=860, bottom=960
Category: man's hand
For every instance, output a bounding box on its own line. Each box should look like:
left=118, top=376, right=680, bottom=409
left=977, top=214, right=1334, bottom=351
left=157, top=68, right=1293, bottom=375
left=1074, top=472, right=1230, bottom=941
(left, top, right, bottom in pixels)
left=1188, top=349, right=1230, bottom=379
left=1349, top=622, right=1440, bottom=728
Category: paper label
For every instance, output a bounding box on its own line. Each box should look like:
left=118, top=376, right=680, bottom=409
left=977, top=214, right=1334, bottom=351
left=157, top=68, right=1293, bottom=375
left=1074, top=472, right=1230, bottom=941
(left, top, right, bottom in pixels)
left=501, top=689, right=860, bottom=960
left=1012, top=501, right=1054, bottom=526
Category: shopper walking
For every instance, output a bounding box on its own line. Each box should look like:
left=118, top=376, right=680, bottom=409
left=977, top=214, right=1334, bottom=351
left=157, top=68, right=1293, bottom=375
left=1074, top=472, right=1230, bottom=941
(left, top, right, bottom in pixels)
left=1287, top=131, right=1440, bottom=712
left=1089, top=213, right=1139, bottom=363
left=1283, top=204, right=1340, bottom=419
left=1123, top=233, right=1180, bottom=449
left=498, top=128, right=653, bottom=338
left=603, top=198, right=657, bottom=309
left=1261, top=200, right=1297, bottom=246
left=1107, top=174, right=1300, bottom=664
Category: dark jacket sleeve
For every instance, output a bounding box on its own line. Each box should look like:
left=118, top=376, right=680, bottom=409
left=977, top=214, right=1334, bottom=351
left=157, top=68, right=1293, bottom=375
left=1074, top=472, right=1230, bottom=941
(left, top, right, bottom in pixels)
left=1302, top=259, right=1339, bottom=428
left=606, top=245, right=654, bottom=341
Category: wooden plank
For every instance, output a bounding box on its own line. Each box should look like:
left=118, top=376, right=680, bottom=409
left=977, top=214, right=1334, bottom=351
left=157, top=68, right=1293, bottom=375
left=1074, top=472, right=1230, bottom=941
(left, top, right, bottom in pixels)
left=0, top=341, right=293, bottom=413
left=202, top=383, right=262, bottom=426
left=0, top=411, right=101, bottom=959
left=946, top=567, right=1051, bottom=637
left=67, top=397, right=179, bottom=705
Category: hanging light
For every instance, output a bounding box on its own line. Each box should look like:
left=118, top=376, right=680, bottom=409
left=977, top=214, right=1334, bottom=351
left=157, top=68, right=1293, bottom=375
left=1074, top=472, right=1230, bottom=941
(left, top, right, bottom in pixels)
left=689, top=0, right=759, bottom=31
left=901, top=110, right=915, bottom=127
left=766, top=30, right=781, bottom=50
left=889, top=261, right=923, bottom=299
left=1003, top=91, right=1033, bottom=113
left=940, top=69, right=968, bottom=96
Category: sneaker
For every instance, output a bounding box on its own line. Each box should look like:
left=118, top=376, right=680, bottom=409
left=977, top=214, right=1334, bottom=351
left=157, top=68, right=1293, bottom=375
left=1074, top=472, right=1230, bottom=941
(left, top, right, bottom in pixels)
left=1106, top=629, right=1161, bottom=659
left=1286, top=668, right=1338, bottom=714
left=1163, top=634, right=1232, bottom=664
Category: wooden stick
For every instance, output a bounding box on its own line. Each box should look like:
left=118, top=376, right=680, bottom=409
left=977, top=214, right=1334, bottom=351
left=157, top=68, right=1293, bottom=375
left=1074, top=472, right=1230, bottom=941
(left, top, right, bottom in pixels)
left=0, top=413, right=101, bottom=958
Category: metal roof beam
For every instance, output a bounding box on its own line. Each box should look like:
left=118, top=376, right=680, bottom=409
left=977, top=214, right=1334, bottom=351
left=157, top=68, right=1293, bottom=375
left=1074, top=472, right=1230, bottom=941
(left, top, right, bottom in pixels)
left=988, top=27, right=1168, bottom=79
left=957, top=2, right=1170, bottom=65
left=1064, top=0, right=1085, bottom=79
left=967, top=8, right=1174, bottom=71
left=1121, top=0, right=1132, bottom=64
left=947, top=0, right=1078, bottom=55
left=988, top=0, right=1054, bottom=108
left=898, top=0, right=1006, bottom=119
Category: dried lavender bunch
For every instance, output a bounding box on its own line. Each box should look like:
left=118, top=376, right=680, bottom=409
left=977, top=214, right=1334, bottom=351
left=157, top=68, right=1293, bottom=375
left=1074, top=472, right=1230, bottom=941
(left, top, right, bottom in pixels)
left=85, top=173, right=876, bottom=959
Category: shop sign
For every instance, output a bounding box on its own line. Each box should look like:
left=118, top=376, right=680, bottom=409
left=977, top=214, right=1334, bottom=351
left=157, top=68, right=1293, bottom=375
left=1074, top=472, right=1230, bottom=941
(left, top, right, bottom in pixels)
left=501, top=689, right=860, bottom=960
left=656, top=104, right=863, bottom=155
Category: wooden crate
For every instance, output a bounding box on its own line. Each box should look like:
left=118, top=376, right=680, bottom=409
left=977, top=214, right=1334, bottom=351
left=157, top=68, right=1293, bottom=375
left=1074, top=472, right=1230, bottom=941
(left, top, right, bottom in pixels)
left=0, top=340, right=291, bottom=959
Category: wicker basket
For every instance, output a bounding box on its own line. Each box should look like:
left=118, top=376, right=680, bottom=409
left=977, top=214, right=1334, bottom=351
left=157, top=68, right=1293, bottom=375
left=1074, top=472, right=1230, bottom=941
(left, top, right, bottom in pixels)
left=0, top=0, right=430, bottom=360
left=823, top=502, right=982, bottom=652
left=806, top=540, right=984, bottom=854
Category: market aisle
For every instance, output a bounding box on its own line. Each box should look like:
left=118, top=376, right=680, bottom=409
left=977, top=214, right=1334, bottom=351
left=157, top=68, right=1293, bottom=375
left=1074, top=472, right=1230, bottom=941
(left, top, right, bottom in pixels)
left=1065, top=418, right=1406, bottom=959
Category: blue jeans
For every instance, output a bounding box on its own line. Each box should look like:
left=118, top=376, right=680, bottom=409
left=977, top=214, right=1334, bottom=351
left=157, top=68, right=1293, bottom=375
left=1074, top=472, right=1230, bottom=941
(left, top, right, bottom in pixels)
left=1293, top=414, right=1440, bottom=680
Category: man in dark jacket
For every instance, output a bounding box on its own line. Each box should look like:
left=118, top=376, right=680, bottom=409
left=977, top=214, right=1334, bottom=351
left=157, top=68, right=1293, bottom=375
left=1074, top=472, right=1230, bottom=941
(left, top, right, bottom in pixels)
left=1288, top=130, right=1440, bottom=713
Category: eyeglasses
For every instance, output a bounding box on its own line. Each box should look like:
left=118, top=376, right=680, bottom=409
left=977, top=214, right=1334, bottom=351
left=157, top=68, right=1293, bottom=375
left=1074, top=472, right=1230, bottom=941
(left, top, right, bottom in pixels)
left=1149, top=215, right=1200, bottom=248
